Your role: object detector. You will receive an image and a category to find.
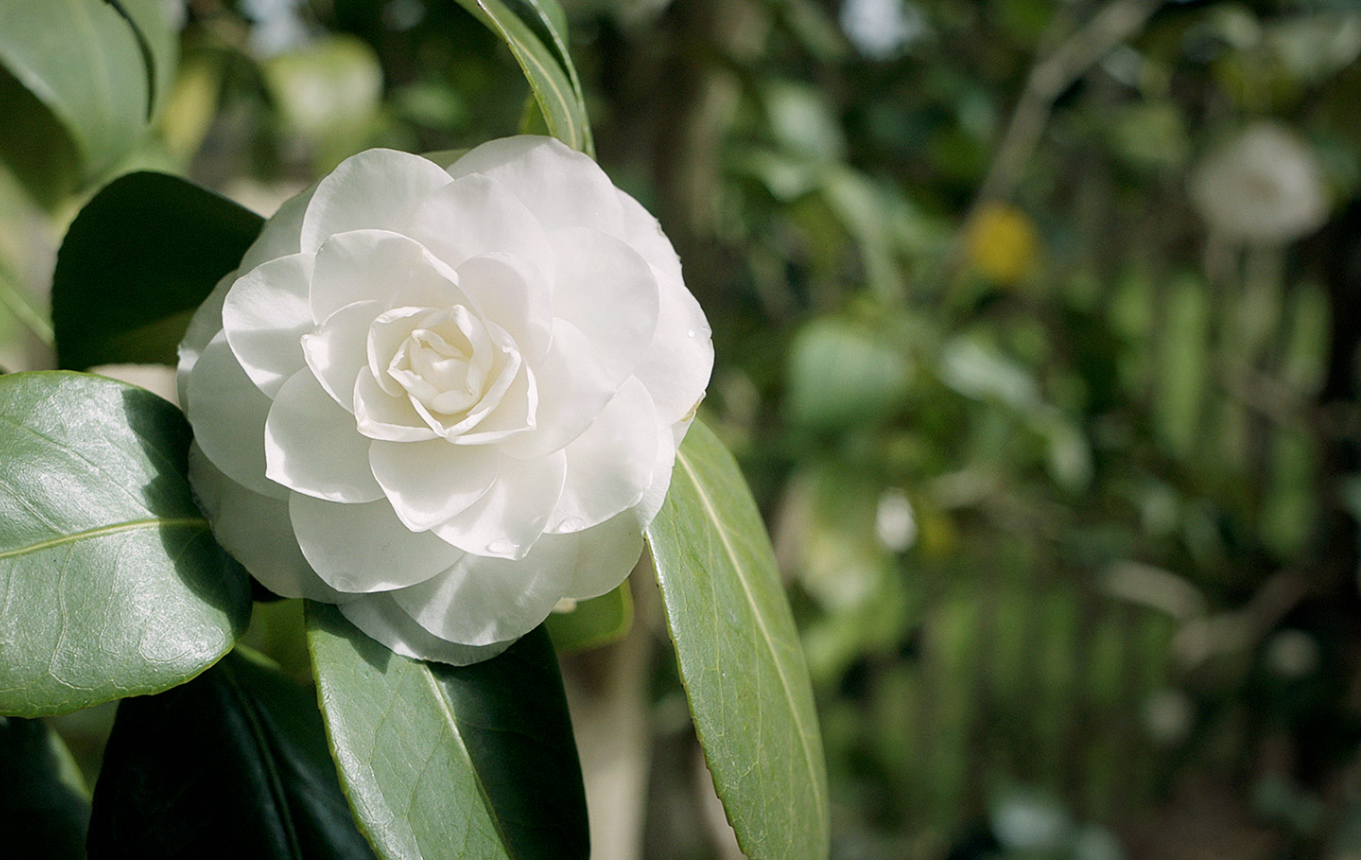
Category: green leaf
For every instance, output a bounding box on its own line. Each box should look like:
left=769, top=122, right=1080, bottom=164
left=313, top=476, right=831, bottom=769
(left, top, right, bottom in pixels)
left=450, top=0, right=592, bottom=154
left=87, top=649, right=377, bottom=860
left=0, top=0, right=176, bottom=201
left=306, top=604, right=588, bottom=860
left=645, top=420, right=830, bottom=860
left=0, top=717, right=91, bottom=859
left=51, top=170, right=264, bottom=370
left=0, top=372, right=251, bottom=717
left=545, top=582, right=633, bottom=654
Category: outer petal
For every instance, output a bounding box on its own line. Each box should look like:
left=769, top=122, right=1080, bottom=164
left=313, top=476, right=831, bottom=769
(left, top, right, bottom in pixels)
left=432, top=451, right=567, bottom=559
left=303, top=299, right=383, bottom=410
left=239, top=183, right=317, bottom=272
left=564, top=511, right=645, bottom=600
left=222, top=253, right=315, bottom=397
left=264, top=369, right=382, bottom=502
left=547, top=377, right=657, bottom=533
left=187, top=332, right=284, bottom=499
left=633, top=276, right=713, bottom=425
left=407, top=173, right=555, bottom=277
left=177, top=271, right=235, bottom=407
left=310, top=230, right=471, bottom=324
left=548, top=228, right=659, bottom=385
left=289, top=494, right=461, bottom=593
left=189, top=443, right=348, bottom=602
left=369, top=439, right=499, bottom=531
left=617, top=189, right=683, bottom=286
left=300, top=149, right=452, bottom=255
left=391, top=532, right=579, bottom=646
left=498, top=320, right=615, bottom=459
left=447, top=136, right=625, bottom=237
left=339, top=594, right=516, bottom=665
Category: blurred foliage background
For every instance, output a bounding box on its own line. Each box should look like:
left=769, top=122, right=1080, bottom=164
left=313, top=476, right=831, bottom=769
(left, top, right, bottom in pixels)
left=4, top=0, right=1361, bottom=858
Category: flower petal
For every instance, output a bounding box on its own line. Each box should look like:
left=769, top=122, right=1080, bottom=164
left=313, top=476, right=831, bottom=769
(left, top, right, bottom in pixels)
left=453, top=253, right=551, bottom=364
left=407, top=172, right=554, bottom=276
left=289, top=493, right=460, bottom=593
left=448, top=136, right=626, bottom=236
left=187, top=332, right=284, bottom=499
left=239, top=183, right=316, bottom=272
left=369, top=438, right=499, bottom=531
left=303, top=299, right=383, bottom=409
left=310, top=230, right=470, bottom=324
left=634, top=272, right=713, bottom=426
left=264, top=369, right=382, bottom=502
left=392, top=532, right=578, bottom=645
left=498, top=320, right=615, bottom=459
left=222, top=254, right=315, bottom=397
left=432, top=451, right=567, bottom=559
left=300, top=149, right=452, bottom=255
left=177, top=271, right=235, bottom=407
left=189, top=444, right=348, bottom=602
left=548, top=228, right=659, bottom=385
left=548, top=377, right=657, bottom=533
left=565, top=511, right=645, bottom=600
left=339, top=594, right=515, bottom=665
left=353, top=368, right=440, bottom=441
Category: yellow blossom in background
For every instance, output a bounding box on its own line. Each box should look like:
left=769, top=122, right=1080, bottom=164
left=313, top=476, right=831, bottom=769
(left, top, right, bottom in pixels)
left=965, top=201, right=1040, bottom=286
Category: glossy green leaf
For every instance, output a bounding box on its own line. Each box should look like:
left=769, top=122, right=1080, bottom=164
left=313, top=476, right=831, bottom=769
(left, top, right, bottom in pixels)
left=0, top=0, right=176, bottom=201
left=0, top=717, right=90, bottom=859
left=87, top=649, right=377, bottom=860
left=451, top=0, right=592, bottom=154
left=306, top=604, right=588, bottom=860
left=52, top=171, right=263, bottom=370
left=0, top=372, right=251, bottom=717
left=545, top=582, right=633, bottom=654
left=645, top=420, right=830, bottom=860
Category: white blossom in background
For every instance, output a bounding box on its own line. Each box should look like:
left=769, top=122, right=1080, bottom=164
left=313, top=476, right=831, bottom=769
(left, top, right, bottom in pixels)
left=838, top=0, right=929, bottom=61
left=1189, top=122, right=1328, bottom=245
left=178, top=136, right=713, bottom=664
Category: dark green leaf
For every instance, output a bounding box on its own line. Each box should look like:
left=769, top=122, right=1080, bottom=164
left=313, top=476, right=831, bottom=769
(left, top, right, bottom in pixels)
left=87, top=649, right=377, bottom=860
left=0, top=372, right=251, bottom=717
left=645, top=419, right=830, bottom=860
left=52, top=171, right=263, bottom=370
left=450, top=0, right=592, bottom=154
left=545, top=582, right=633, bottom=655
left=0, top=0, right=176, bottom=197
left=306, top=604, right=588, bottom=860
left=0, top=717, right=90, bottom=859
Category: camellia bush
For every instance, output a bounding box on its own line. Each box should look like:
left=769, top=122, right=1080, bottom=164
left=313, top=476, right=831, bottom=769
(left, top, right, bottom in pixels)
left=0, top=1, right=827, bottom=858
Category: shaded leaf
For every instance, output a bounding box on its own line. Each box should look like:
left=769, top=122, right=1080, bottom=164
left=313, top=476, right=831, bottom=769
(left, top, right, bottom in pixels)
left=87, top=649, right=377, bottom=860
left=545, top=582, right=633, bottom=654
left=306, top=604, right=588, bottom=860
left=52, top=171, right=263, bottom=370
left=0, top=0, right=176, bottom=201
left=645, top=419, right=830, bottom=860
left=0, top=372, right=251, bottom=717
left=0, top=716, right=90, bottom=859
left=451, top=0, right=592, bottom=154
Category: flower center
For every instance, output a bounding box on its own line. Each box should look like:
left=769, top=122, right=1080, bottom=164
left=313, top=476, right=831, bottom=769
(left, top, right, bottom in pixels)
left=387, top=305, right=493, bottom=416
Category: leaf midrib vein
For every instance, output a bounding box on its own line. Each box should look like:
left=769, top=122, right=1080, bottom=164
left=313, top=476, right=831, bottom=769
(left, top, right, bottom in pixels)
left=674, top=447, right=828, bottom=825
left=0, top=517, right=208, bottom=561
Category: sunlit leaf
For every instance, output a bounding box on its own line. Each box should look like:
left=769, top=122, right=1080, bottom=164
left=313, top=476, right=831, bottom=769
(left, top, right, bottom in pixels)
left=306, top=604, right=588, bottom=860
left=0, top=372, right=251, bottom=717
left=645, top=420, right=830, bottom=860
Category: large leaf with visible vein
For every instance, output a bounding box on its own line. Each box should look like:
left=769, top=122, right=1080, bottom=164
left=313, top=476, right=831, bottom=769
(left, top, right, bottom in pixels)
left=52, top=170, right=264, bottom=371
left=451, top=0, right=592, bottom=154
left=0, top=0, right=175, bottom=203
left=87, top=649, right=376, bottom=859
left=306, top=604, right=588, bottom=860
left=0, top=372, right=251, bottom=717
left=0, top=716, right=90, bottom=859
left=645, top=419, right=830, bottom=860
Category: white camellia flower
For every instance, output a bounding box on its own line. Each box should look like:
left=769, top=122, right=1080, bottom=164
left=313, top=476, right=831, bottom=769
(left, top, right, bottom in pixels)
left=177, top=136, right=713, bottom=664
